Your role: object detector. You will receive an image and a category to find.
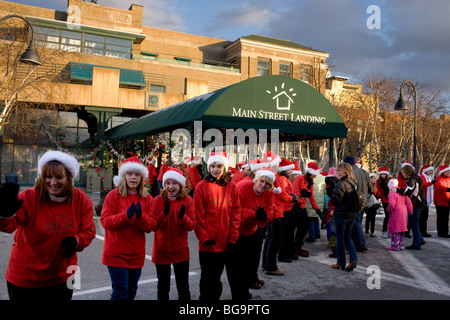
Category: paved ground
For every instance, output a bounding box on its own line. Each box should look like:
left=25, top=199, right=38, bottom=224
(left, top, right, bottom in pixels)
left=1, top=205, right=449, bottom=304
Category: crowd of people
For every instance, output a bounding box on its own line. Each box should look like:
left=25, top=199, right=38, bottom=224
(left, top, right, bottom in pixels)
left=0, top=149, right=449, bottom=301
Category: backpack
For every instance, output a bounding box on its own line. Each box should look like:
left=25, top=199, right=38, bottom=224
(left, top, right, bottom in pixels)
left=345, top=181, right=366, bottom=213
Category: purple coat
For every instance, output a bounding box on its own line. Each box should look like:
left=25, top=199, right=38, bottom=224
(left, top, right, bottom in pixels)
left=386, top=191, right=413, bottom=234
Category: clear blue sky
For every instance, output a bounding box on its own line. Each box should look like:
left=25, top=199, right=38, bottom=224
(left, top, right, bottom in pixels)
left=7, top=0, right=450, bottom=106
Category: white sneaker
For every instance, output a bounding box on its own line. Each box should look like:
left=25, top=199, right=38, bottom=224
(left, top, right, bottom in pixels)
left=382, top=231, right=388, bottom=239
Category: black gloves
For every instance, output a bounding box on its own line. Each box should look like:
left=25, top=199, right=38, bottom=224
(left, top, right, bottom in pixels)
left=127, top=202, right=137, bottom=218
left=0, top=183, right=23, bottom=218
left=290, top=194, right=299, bottom=202
left=300, top=189, right=312, bottom=198
left=61, top=236, right=78, bottom=258
left=447, top=188, right=450, bottom=192
left=179, top=204, right=186, bottom=218
left=203, top=240, right=216, bottom=246
left=316, top=209, right=325, bottom=221
left=135, top=202, right=142, bottom=219
left=255, top=206, right=268, bottom=222
left=163, top=201, right=171, bottom=216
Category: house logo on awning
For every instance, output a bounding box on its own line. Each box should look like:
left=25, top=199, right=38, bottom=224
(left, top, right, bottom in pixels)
left=266, top=82, right=297, bottom=111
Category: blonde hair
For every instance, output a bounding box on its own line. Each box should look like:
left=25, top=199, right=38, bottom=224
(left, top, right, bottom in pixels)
left=252, top=175, right=274, bottom=189
left=35, top=161, right=74, bottom=202
left=117, top=174, right=148, bottom=198
left=336, top=162, right=357, bottom=182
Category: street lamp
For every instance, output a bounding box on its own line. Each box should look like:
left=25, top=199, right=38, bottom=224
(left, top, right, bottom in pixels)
left=394, top=80, right=417, bottom=169
left=0, top=14, right=41, bottom=65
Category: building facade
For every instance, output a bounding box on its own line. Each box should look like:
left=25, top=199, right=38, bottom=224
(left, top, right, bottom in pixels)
left=0, top=0, right=331, bottom=187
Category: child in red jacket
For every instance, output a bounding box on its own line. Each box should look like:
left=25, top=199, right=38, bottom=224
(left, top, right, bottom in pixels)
left=0, top=150, right=96, bottom=300
left=101, top=156, right=155, bottom=300
left=194, top=152, right=241, bottom=301
left=151, top=167, right=196, bottom=300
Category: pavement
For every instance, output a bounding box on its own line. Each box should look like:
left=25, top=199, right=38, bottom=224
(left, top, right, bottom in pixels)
left=0, top=203, right=449, bottom=305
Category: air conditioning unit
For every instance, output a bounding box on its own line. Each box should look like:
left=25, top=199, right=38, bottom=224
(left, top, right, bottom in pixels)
left=145, top=92, right=163, bottom=109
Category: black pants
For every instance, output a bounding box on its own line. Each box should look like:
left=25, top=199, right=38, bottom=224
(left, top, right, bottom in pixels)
left=155, top=260, right=190, bottom=300
left=382, top=202, right=390, bottom=232
left=240, top=228, right=264, bottom=289
left=365, top=206, right=377, bottom=234
left=278, top=208, right=296, bottom=260
left=435, top=205, right=450, bottom=236
left=419, top=205, right=430, bottom=235
left=294, top=207, right=309, bottom=248
left=262, top=217, right=283, bottom=272
left=7, top=281, right=73, bottom=301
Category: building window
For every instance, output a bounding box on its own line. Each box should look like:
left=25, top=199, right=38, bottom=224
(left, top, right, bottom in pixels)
left=257, top=59, right=270, bottom=76
left=300, top=66, right=311, bottom=83
left=150, top=84, right=166, bottom=92
left=279, top=63, right=291, bottom=77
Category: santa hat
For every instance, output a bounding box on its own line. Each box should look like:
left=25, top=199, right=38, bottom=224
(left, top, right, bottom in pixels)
left=320, top=171, right=329, bottom=176
left=114, top=156, right=149, bottom=186
left=292, top=159, right=302, bottom=175
left=439, top=164, right=450, bottom=174
left=278, top=159, right=295, bottom=172
left=163, top=167, right=186, bottom=187
left=379, top=167, right=389, bottom=175
left=188, top=156, right=201, bottom=166
left=207, top=152, right=228, bottom=171
left=420, top=164, right=434, bottom=174
left=228, top=167, right=239, bottom=177
left=306, top=162, right=320, bottom=175
left=261, top=151, right=281, bottom=167
left=183, top=157, right=191, bottom=165
left=388, top=179, right=399, bottom=190
left=148, top=158, right=156, bottom=165
left=369, top=172, right=377, bottom=178
left=254, top=167, right=276, bottom=183
left=401, top=161, right=413, bottom=169
left=249, top=158, right=265, bottom=171
left=327, top=167, right=337, bottom=177
left=38, top=150, right=80, bottom=179
left=237, top=161, right=247, bottom=171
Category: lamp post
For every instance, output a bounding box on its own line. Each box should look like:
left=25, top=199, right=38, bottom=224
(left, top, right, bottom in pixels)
left=0, top=14, right=41, bottom=65
left=394, top=80, right=417, bottom=169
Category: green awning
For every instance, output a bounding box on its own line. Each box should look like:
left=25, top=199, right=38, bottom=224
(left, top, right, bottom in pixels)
left=108, top=75, right=347, bottom=140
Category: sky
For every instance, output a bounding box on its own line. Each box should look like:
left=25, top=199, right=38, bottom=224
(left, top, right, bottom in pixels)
left=7, top=0, right=450, bottom=105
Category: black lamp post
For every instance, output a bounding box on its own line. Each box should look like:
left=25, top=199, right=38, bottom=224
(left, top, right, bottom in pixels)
left=394, top=80, right=417, bottom=169
left=0, top=14, right=41, bottom=65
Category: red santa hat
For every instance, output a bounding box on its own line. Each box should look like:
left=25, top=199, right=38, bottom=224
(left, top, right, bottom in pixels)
left=163, top=167, right=186, bottom=187
left=306, top=162, right=320, bottom=175
left=292, top=159, right=302, bottom=175
left=207, top=152, right=228, bottom=171
left=401, top=161, right=413, bottom=169
left=278, top=158, right=295, bottom=172
left=114, top=156, right=149, bottom=186
left=379, top=167, right=389, bottom=175
left=320, top=171, right=329, bottom=176
left=183, top=156, right=191, bottom=165
left=237, top=161, right=248, bottom=171
left=439, top=164, right=450, bottom=174
left=249, top=158, right=265, bottom=171
left=420, top=164, right=434, bottom=174
left=38, top=150, right=80, bottom=179
left=369, top=172, right=377, bottom=178
left=388, top=178, right=399, bottom=190
left=228, top=167, right=239, bottom=177
left=261, top=151, right=281, bottom=167
left=188, top=156, right=201, bottom=165
left=254, top=166, right=276, bottom=183
left=147, top=158, right=156, bottom=165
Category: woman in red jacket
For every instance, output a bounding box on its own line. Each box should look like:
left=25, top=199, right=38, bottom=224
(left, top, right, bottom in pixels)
left=151, top=167, right=195, bottom=300
left=0, top=150, right=96, bottom=300
left=433, top=164, right=450, bottom=237
left=376, top=167, right=391, bottom=238
left=101, top=156, right=155, bottom=300
left=194, top=152, right=241, bottom=301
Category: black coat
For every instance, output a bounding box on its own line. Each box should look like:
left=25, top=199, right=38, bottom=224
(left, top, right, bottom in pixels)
left=331, top=178, right=357, bottom=218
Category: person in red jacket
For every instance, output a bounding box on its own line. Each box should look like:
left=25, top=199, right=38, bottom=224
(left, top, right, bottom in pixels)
left=146, top=158, right=158, bottom=196
left=194, top=152, right=241, bottom=301
left=151, top=167, right=196, bottom=300
left=292, top=162, right=322, bottom=257
left=433, top=164, right=450, bottom=237
left=237, top=168, right=275, bottom=295
left=376, top=167, right=391, bottom=238
left=0, top=150, right=96, bottom=300
left=101, top=156, right=155, bottom=300
left=419, top=164, right=434, bottom=237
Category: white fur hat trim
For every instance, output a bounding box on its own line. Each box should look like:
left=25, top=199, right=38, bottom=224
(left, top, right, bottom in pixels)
left=38, top=150, right=80, bottom=178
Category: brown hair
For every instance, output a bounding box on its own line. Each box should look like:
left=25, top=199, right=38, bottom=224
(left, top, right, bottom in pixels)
left=400, top=165, right=415, bottom=178
left=336, top=162, right=357, bottom=182
left=161, top=185, right=188, bottom=200
left=35, top=161, right=74, bottom=202
left=117, top=174, right=148, bottom=198
left=204, top=164, right=231, bottom=186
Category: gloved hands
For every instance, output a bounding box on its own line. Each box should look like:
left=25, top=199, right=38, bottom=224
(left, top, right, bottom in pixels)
left=203, top=239, right=216, bottom=246
left=316, top=209, right=325, bottom=221
left=255, top=206, right=268, bottom=222
left=164, top=201, right=171, bottom=216
left=135, top=202, right=142, bottom=219
left=0, top=182, right=23, bottom=218
left=127, top=202, right=137, bottom=218
left=179, top=204, right=186, bottom=218
left=272, top=187, right=282, bottom=194
left=290, top=194, right=299, bottom=202
left=61, top=236, right=78, bottom=258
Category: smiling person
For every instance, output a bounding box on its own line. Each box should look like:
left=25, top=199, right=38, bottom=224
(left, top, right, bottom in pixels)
left=194, top=152, right=241, bottom=301
left=0, top=150, right=96, bottom=300
left=101, top=156, right=155, bottom=300
left=150, top=167, right=196, bottom=300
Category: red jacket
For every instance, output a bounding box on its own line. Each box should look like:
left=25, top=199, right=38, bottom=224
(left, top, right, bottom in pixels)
left=231, top=171, right=244, bottom=184
left=272, top=175, right=294, bottom=219
left=236, top=179, right=274, bottom=236
left=101, top=188, right=155, bottom=268
left=433, top=174, right=450, bottom=207
left=150, top=195, right=196, bottom=264
left=278, top=175, right=294, bottom=212
left=420, top=173, right=434, bottom=202
left=0, top=187, right=96, bottom=288
left=293, top=175, right=319, bottom=210
left=376, top=177, right=391, bottom=203
left=193, top=180, right=240, bottom=252
left=186, top=165, right=202, bottom=189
